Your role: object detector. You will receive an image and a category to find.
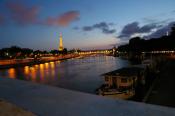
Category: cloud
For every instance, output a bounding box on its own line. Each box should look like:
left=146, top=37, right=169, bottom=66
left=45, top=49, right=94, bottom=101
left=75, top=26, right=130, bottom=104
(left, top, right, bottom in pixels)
left=83, top=26, right=93, bottom=31
left=139, top=24, right=157, bottom=33
left=7, top=2, right=39, bottom=25
left=118, top=20, right=175, bottom=39
left=145, top=21, right=175, bottom=39
left=118, top=21, right=158, bottom=39
left=102, top=28, right=116, bottom=34
left=45, top=11, right=80, bottom=26
left=6, top=2, right=79, bottom=27
left=82, top=22, right=116, bottom=34
left=118, top=22, right=139, bottom=38
left=93, top=22, right=109, bottom=29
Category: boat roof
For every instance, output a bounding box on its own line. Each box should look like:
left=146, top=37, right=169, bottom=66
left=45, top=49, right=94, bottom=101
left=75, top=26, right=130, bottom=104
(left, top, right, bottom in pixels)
left=102, top=67, right=144, bottom=77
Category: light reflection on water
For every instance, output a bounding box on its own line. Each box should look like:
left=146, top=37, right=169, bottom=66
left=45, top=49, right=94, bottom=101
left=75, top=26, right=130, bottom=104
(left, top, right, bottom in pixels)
left=8, top=68, right=16, bottom=79
left=0, top=56, right=130, bottom=93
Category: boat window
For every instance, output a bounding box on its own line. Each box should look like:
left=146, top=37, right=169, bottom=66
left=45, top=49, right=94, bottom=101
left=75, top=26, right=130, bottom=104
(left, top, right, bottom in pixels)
left=105, top=77, right=109, bottom=81
left=121, top=78, right=127, bottom=83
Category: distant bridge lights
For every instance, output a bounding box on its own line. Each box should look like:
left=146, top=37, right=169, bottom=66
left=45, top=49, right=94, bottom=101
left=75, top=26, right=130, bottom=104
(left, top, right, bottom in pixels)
left=78, top=49, right=114, bottom=55
left=141, top=51, right=175, bottom=54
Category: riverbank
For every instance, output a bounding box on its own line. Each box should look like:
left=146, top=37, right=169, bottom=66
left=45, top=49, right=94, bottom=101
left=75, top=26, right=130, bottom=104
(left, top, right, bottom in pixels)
left=145, top=58, right=175, bottom=107
left=0, top=54, right=79, bottom=69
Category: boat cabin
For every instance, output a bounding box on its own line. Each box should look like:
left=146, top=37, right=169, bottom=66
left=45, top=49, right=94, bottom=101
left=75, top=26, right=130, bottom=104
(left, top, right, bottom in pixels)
left=103, top=67, right=144, bottom=90
left=98, top=67, right=144, bottom=99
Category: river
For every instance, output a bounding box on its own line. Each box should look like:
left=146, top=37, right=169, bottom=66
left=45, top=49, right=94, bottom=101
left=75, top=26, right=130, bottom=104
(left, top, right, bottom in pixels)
left=0, top=56, right=130, bottom=94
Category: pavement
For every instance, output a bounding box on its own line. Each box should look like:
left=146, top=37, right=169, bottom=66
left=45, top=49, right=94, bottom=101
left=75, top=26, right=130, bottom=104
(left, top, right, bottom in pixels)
left=0, top=77, right=175, bottom=116
left=0, top=99, right=36, bottom=116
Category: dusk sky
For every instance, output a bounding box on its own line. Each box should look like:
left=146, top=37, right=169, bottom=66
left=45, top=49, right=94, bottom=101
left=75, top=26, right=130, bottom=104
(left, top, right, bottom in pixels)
left=0, top=0, right=175, bottom=50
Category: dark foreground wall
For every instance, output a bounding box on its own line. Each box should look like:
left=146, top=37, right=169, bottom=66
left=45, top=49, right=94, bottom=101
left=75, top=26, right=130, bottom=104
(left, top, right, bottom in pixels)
left=0, top=77, right=175, bottom=116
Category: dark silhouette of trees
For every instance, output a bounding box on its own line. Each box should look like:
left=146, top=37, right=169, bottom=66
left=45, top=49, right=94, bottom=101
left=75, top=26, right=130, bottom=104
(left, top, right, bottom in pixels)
left=9, top=46, right=22, bottom=53
left=1, top=46, right=21, bottom=58
left=129, top=37, right=146, bottom=52
left=68, top=49, right=81, bottom=54
left=33, top=50, right=42, bottom=55
left=50, top=50, right=59, bottom=55
left=170, top=24, right=175, bottom=37
left=43, top=50, right=48, bottom=54
left=62, top=48, right=68, bottom=54
left=0, top=46, right=34, bottom=59
left=50, top=48, right=68, bottom=55
left=0, top=46, right=71, bottom=59
left=22, top=48, right=33, bottom=55
left=117, top=44, right=129, bottom=52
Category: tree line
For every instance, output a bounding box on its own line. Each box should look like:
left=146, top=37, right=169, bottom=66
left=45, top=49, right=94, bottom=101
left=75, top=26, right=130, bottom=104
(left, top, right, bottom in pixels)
left=0, top=46, right=73, bottom=59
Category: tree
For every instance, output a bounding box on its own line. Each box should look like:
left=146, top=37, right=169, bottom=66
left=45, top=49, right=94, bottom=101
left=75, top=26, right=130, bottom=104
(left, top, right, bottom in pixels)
left=50, top=50, right=59, bottom=55
left=61, top=48, right=68, bottom=54
left=22, top=48, right=33, bottom=55
left=33, top=50, right=42, bottom=55
left=170, top=24, right=175, bottom=37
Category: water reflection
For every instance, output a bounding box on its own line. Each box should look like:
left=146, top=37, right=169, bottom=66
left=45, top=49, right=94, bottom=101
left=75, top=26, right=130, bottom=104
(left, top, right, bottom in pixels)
left=24, top=66, right=29, bottom=75
left=34, top=64, right=39, bottom=69
left=50, top=62, right=55, bottom=78
left=0, top=56, right=130, bottom=93
left=50, top=62, right=54, bottom=68
left=30, top=67, right=36, bottom=82
left=24, top=66, right=30, bottom=80
left=45, top=63, right=49, bottom=69
left=8, top=68, right=16, bottom=79
left=39, top=64, right=45, bottom=82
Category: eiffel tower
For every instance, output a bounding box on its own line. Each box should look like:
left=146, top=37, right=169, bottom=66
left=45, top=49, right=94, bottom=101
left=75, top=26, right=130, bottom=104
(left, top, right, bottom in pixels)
left=58, top=33, right=64, bottom=51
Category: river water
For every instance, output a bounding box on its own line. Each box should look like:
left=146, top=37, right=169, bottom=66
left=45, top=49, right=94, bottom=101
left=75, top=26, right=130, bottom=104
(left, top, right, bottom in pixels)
left=0, top=56, right=130, bottom=94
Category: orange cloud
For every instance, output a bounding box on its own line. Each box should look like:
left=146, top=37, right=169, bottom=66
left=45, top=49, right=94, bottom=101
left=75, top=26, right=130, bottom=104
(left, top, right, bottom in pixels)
left=6, top=2, right=79, bottom=27
left=46, top=11, right=80, bottom=26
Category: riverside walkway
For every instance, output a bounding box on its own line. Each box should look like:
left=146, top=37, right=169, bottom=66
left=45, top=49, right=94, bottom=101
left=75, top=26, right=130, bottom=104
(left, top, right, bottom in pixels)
left=0, top=54, right=79, bottom=69
left=0, top=77, right=175, bottom=116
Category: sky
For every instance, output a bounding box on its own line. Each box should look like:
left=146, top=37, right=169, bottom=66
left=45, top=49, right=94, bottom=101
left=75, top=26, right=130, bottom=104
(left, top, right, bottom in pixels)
left=0, top=0, right=175, bottom=50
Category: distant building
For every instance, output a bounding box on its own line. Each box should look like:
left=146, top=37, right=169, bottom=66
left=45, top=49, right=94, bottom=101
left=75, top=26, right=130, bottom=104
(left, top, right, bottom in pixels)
left=58, top=33, right=64, bottom=51
left=97, top=67, right=144, bottom=99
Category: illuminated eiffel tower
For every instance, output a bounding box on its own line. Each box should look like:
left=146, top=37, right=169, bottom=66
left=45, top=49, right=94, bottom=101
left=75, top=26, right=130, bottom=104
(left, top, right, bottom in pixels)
left=58, top=33, right=64, bottom=51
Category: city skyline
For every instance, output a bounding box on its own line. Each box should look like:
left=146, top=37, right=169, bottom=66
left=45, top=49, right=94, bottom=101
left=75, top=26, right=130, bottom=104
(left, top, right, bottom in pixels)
left=0, top=0, right=175, bottom=50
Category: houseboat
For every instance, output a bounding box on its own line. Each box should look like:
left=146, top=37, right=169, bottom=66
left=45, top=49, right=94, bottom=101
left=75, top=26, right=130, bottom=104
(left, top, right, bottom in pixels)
left=97, top=67, right=145, bottom=99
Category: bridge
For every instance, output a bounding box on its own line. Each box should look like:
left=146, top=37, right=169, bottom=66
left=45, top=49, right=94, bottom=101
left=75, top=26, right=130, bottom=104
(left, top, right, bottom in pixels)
left=77, top=49, right=116, bottom=55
